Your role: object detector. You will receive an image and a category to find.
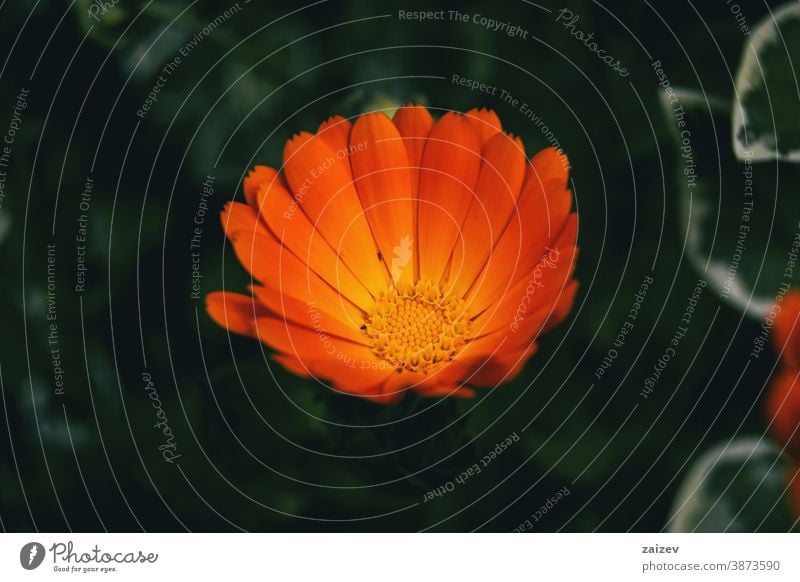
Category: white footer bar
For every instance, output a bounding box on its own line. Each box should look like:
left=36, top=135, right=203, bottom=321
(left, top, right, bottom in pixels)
left=1, top=533, right=797, bottom=581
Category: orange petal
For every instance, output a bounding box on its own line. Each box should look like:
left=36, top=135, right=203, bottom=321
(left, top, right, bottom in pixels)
left=243, top=165, right=277, bottom=208
left=316, top=115, right=353, bottom=165
left=471, top=245, right=578, bottom=337
left=341, top=382, right=407, bottom=403
left=273, top=353, right=406, bottom=405
left=229, top=230, right=370, bottom=328
left=353, top=374, right=411, bottom=403
left=449, top=132, right=526, bottom=294
left=417, top=112, right=481, bottom=283
left=271, top=354, right=393, bottom=393
left=541, top=277, right=579, bottom=332
left=256, top=317, right=394, bottom=389
left=378, top=369, right=475, bottom=398
left=463, top=342, right=537, bottom=387
left=206, top=291, right=268, bottom=337
left=464, top=108, right=502, bottom=147
left=253, top=169, right=374, bottom=311
left=221, top=201, right=268, bottom=240
left=283, top=131, right=389, bottom=296
left=249, top=283, right=368, bottom=346
left=272, top=353, right=312, bottom=378
left=464, top=276, right=577, bottom=367
left=392, top=103, right=434, bottom=196
left=527, top=146, right=570, bottom=190
left=498, top=277, right=578, bottom=351
left=350, top=112, right=416, bottom=285
left=766, top=365, right=800, bottom=459
left=466, top=178, right=574, bottom=315
left=452, top=244, right=578, bottom=378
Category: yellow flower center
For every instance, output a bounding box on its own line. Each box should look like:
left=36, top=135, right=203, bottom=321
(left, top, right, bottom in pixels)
left=364, top=280, right=470, bottom=374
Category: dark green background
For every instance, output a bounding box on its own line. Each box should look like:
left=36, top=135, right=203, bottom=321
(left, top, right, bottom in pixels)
left=0, top=0, right=797, bottom=532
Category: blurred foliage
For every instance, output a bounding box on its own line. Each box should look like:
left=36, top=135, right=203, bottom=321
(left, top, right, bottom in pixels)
left=664, top=86, right=800, bottom=315
left=668, top=438, right=793, bottom=532
left=733, top=2, right=800, bottom=162
left=0, top=0, right=798, bottom=532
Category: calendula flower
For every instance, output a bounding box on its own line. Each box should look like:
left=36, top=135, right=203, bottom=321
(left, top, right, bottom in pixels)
left=766, top=291, right=800, bottom=513
left=766, top=366, right=800, bottom=459
left=207, top=104, right=578, bottom=402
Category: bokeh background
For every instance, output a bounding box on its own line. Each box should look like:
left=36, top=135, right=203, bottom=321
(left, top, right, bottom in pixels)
left=1, top=0, right=799, bottom=532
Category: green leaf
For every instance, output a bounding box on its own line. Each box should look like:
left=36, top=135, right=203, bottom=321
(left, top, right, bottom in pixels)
left=660, top=86, right=800, bottom=319
left=733, top=2, right=800, bottom=162
left=667, top=437, right=794, bottom=532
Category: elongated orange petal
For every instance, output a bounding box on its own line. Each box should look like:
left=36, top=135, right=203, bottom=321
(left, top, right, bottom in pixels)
left=473, top=276, right=578, bottom=356
left=540, top=278, right=579, bottom=333
left=472, top=270, right=578, bottom=356
left=765, top=366, right=800, bottom=457
left=256, top=317, right=394, bottom=389
left=470, top=245, right=578, bottom=337
left=449, top=132, right=526, bottom=295
left=375, top=371, right=476, bottom=400
left=221, top=201, right=268, bottom=240
left=271, top=355, right=404, bottom=402
left=434, top=286, right=569, bottom=386
left=463, top=343, right=537, bottom=388
left=417, top=112, right=481, bottom=283
left=316, top=115, right=353, bottom=165
left=249, top=284, right=368, bottom=346
left=392, top=104, right=434, bottom=196
left=528, top=146, right=570, bottom=190
left=283, top=131, right=389, bottom=296
left=350, top=112, right=416, bottom=285
left=272, top=353, right=312, bottom=378
left=243, top=165, right=276, bottom=208
left=206, top=291, right=268, bottom=337
left=252, top=169, right=374, bottom=311
left=229, top=230, right=370, bottom=330
left=466, top=179, right=574, bottom=315
left=345, top=376, right=409, bottom=403
left=464, top=108, right=502, bottom=147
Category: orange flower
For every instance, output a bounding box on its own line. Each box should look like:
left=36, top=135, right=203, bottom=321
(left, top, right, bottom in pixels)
left=765, top=365, right=800, bottom=460
left=767, top=291, right=800, bottom=457
left=767, top=364, right=800, bottom=516
left=207, top=105, right=578, bottom=402
left=767, top=291, right=800, bottom=514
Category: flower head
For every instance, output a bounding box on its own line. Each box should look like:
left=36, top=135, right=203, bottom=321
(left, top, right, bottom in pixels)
left=767, top=290, right=800, bottom=513
left=207, top=104, right=578, bottom=402
left=767, top=291, right=800, bottom=454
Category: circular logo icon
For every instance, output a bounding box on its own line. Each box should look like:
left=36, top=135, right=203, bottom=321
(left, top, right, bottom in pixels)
left=19, top=542, right=45, bottom=570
